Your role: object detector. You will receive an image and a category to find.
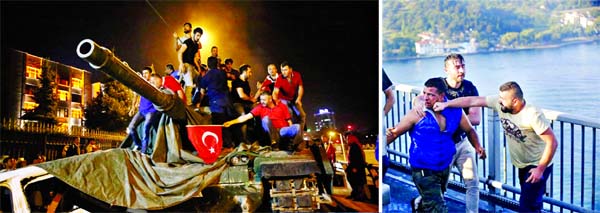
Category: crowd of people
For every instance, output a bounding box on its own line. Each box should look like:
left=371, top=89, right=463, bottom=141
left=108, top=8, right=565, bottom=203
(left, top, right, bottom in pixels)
left=127, top=22, right=307, bottom=154
left=385, top=53, right=558, bottom=213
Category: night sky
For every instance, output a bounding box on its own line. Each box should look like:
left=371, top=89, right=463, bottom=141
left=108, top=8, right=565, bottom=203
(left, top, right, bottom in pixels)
left=1, top=1, right=379, bottom=133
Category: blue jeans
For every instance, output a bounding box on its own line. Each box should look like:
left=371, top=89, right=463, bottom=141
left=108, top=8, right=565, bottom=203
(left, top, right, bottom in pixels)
left=518, top=165, right=552, bottom=213
left=261, top=116, right=301, bottom=149
left=280, top=99, right=306, bottom=130
left=128, top=111, right=160, bottom=154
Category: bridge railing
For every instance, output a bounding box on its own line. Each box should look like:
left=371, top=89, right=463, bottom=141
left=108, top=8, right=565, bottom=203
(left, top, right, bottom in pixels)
left=385, top=84, right=598, bottom=213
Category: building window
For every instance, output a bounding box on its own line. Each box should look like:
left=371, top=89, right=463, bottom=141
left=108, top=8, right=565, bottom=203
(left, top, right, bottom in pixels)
left=58, top=90, right=69, bottom=101
left=72, top=108, right=82, bottom=119
left=26, top=66, right=41, bottom=79
left=23, top=101, right=39, bottom=110
left=71, top=78, right=83, bottom=89
left=57, top=108, right=68, bottom=118
left=71, top=94, right=82, bottom=103
left=58, top=79, right=69, bottom=87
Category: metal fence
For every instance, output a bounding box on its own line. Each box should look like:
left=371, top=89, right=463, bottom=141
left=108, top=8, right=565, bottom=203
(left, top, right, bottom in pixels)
left=385, top=84, right=598, bottom=213
left=0, top=118, right=125, bottom=162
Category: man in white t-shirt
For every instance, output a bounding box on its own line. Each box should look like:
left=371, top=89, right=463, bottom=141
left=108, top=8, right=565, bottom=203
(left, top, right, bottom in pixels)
left=434, top=81, right=558, bottom=212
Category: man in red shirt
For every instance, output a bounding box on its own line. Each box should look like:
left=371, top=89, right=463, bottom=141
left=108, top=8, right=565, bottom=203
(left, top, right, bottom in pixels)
left=273, top=61, right=306, bottom=130
left=223, top=91, right=301, bottom=150
left=162, top=72, right=186, bottom=104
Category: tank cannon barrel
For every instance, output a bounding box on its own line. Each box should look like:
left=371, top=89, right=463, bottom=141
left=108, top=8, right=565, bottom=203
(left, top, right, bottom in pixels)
left=77, top=39, right=184, bottom=119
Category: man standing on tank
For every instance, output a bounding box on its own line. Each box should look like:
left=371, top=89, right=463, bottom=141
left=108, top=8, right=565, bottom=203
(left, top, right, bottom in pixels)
left=177, top=27, right=203, bottom=106
left=273, top=61, right=306, bottom=130
left=199, top=56, right=234, bottom=148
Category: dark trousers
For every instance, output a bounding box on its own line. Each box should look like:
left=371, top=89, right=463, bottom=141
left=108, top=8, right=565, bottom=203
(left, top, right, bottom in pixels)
left=281, top=99, right=306, bottom=130
left=518, top=165, right=552, bottom=213
left=261, top=116, right=301, bottom=151
left=232, top=102, right=255, bottom=144
left=411, top=167, right=450, bottom=213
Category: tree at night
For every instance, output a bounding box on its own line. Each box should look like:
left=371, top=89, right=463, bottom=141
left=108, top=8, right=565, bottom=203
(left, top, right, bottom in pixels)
left=24, top=60, right=59, bottom=124
left=84, top=80, right=132, bottom=131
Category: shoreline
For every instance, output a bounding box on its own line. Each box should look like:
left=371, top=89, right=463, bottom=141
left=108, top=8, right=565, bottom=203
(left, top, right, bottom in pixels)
left=383, top=37, right=600, bottom=62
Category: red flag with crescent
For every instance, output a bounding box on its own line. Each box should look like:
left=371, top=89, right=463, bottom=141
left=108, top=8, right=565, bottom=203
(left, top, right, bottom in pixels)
left=186, top=125, right=223, bottom=164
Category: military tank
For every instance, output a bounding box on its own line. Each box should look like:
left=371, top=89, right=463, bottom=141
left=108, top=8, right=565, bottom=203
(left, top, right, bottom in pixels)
left=74, top=39, right=334, bottom=212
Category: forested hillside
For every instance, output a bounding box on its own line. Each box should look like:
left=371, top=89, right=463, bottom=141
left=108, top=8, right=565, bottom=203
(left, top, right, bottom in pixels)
left=383, top=0, right=600, bottom=59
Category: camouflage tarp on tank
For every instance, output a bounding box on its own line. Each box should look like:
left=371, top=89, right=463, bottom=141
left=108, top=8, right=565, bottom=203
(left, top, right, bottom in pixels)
left=35, top=107, right=250, bottom=210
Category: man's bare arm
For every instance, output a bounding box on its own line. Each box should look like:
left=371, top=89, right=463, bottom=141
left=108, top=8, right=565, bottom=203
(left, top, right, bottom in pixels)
left=223, top=113, right=254, bottom=127
left=459, top=111, right=486, bottom=159
left=386, top=109, right=419, bottom=144
left=173, top=32, right=182, bottom=51
left=383, top=87, right=395, bottom=115
left=272, top=87, right=281, bottom=102
left=526, top=128, right=558, bottom=183
left=177, top=44, right=188, bottom=74
left=194, top=48, right=201, bottom=69
left=237, top=87, right=254, bottom=102
left=434, top=96, right=487, bottom=111
left=537, top=128, right=558, bottom=168
left=296, top=85, right=304, bottom=105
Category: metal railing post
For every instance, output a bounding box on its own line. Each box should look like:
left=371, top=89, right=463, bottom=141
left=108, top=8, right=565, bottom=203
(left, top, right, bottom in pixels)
left=487, top=109, right=502, bottom=212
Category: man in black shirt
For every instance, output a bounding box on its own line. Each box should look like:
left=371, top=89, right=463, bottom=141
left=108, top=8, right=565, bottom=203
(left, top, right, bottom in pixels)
left=177, top=27, right=203, bottom=105
left=231, top=64, right=255, bottom=143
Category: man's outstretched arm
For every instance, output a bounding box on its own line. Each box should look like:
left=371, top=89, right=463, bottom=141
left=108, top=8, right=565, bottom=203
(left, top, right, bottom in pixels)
left=433, top=96, right=487, bottom=111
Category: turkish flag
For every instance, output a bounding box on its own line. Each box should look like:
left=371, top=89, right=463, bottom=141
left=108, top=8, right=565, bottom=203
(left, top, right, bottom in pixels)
left=186, top=125, right=223, bottom=164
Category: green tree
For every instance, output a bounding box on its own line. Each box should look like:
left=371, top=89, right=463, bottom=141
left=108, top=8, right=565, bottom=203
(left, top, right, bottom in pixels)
left=500, top=32, right=519, bottom=46
left=382, top=0, right=596, bottom=58
left=27, top=60, right=58, bottom=124
left=478, top=39, right=490, bottom=49
left=534, top=30, right=553, bottom=43
left=84, top=80, right=132, bottom=131
left=519, top=28, right=536, bottom=44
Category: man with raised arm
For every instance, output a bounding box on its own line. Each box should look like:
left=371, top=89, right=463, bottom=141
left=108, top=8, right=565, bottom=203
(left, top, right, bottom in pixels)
left=387, top=78, right=481, bottom=212
left=414, top=54, right=486, bottom=213
left=177, top=27, right=203, bottom=105
left=434, top=81, right=558, bottom=212
left=223, top=91, right=301, bottom=151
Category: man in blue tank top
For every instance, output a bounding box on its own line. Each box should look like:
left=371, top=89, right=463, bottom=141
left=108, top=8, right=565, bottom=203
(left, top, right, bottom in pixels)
left=413, top=54, right=487, bottom=213
left=386, top=78, right=481, bottom=212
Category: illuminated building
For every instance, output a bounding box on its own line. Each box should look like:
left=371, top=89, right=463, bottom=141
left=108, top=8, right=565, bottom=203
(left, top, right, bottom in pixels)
left=1, top=49, right=92, bottom=127
left=314, top=108, right=336, bottom=132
